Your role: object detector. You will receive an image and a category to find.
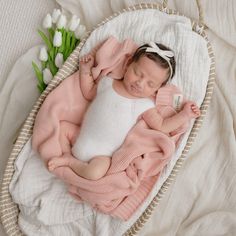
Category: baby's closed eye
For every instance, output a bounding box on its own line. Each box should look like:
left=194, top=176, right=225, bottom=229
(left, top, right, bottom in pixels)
left=147, top=81, right=155, bottom=88
left=134, top=68, right=143, bottom=77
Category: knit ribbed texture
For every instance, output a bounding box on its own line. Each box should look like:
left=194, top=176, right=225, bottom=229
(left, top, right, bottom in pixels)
left=112, top=177, right=158, bottom=220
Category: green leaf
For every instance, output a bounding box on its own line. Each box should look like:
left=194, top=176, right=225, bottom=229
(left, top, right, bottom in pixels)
left=66, top=31, right=71, bottom=50
left=71, top=33, right=76, bottom=51
left=59, top=29, right=66, bottom=53
left=55, top=47, right=58, bottom=57
left=37, top=84, right=44, bottom=93
left=32, top=61, right=43, bottom=83
left=62, top=50, right=67, bottom=61
left=48, top=28, right=54, bottom=42
left=32, top=61, right=47, bottom=93
left=64, top=31, right=71, bottom=58
left=48, top=60, right=58, bottom=76
left=65, top=31, right=72, bottom=60
left=64, top=49, right=70, bottom=60
left=49, top=49, right=54, bottom=61
left=76, top=38, right=80, bottom=46
left=41, top=61, right=47, bottom=70
left=38, top=29, right=53, bottom=50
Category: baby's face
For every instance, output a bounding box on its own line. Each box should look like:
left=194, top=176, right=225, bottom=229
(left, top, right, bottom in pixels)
left=123, top=56, right=169, bottom=98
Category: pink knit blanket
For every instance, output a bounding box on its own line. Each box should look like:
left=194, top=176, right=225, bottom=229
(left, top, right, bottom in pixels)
left=32, top=36, right=188, bottom=220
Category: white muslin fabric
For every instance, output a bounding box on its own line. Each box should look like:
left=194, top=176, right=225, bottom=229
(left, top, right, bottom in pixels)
left=72, top=76, right=154, bottom=161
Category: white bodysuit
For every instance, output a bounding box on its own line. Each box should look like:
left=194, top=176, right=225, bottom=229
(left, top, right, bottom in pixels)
left=72, top=76, right=154, bottom=162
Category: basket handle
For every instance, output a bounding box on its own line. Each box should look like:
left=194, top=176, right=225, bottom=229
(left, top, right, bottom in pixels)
left=162, top=0, right=205, bottom=25
left=196, top=0, right=205, bottom=26
left=161, top=0, right=168, bottom=9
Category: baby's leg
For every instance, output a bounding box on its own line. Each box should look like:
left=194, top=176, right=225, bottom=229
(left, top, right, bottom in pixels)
left=48, top=154, right=72, bottom=171
left=48, top=155, right=111, bottom=180
left=59, top=121, right=80, bottom=154
left=47, top=122, right=79, bottom=170
left=70, top=156, right=111, bottom=180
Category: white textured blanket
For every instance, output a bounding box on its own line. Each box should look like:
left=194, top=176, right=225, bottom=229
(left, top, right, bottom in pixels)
left=9, top=6, right=211, bottom=236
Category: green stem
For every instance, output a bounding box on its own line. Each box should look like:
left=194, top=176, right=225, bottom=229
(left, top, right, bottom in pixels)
left=38, top=29, right=52, bottom=50
left=48, top=28, right=54, bottom=42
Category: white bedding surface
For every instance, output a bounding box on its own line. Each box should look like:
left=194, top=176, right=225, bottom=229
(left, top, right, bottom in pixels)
left=1, top=0, right=236, bottom=235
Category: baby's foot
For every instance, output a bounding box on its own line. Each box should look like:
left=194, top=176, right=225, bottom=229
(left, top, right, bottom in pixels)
left=48, top=157, right=70, bottom=171
left=183, top=101, right=201, bottom=118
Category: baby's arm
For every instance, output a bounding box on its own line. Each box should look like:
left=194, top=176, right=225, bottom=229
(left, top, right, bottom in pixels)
left=142, top=101, right=200, bottom=133
left=79, top=54, right=98, bottom=101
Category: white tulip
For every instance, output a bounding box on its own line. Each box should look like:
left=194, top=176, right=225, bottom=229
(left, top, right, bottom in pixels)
left=43, top=14, right=52, bottom=29
left=53, top=31, right=62, bottom=47
left=68, top=15, right=80, bottom=31
left=75, top=25, right=86, bottom=39
left=56, top=14, right=67, bottom=29
left=43, top=68, right=53, bottom=84
left=55, top=53, right=64, bottom=68
left=39, top=47, right=48, bottom=62
left=52, top=9, right=61, bottom=23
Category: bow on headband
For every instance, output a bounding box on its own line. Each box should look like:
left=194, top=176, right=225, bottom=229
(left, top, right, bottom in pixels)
left=145, top=42, right=174, bottom=80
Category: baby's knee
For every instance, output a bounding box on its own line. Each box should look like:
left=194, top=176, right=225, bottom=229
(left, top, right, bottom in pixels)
left=85, top=168, right=106, bottom=180
left=82, top=156, right=110, bottom=180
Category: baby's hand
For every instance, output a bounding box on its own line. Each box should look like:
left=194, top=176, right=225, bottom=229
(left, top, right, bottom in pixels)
left=183, top=102, right=201, bottom=118
left=79, top=54, right=94, bottom=73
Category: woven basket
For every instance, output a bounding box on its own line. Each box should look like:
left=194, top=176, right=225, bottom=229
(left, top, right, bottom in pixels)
left=0, top=2, right=215, bottom=236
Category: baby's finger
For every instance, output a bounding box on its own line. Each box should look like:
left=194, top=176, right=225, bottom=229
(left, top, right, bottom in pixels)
left=191, top=105, right=198, bottom=111
left=192, top=107, right=199, bottom=113
left=194, top=109, right=201, bottom=116
left=191, top=105, right=200, bottom=115
left=81, top=55, right=89, bottom=61
left=80, top=57, right=86, bottom=62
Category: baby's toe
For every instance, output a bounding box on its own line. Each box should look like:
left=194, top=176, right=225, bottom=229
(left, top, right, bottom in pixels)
left=48, top=161, right=55, bottom=170
left=48, top=164, right=55, bottom=171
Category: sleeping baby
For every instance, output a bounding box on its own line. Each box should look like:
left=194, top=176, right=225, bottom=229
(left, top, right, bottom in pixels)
left=48, top=42, right=200, bottom=180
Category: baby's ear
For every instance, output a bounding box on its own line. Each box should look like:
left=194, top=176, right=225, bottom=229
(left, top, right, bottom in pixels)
left=126, top=56, right=133, bottom=65
left=123, top=56, right=132, bottom=73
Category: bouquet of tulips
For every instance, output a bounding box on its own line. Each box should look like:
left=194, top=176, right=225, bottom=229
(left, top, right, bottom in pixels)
left=32, top=9, right=86, bottom=93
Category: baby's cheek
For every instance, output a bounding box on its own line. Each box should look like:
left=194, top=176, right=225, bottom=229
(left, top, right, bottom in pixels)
left=147, top=87, right=157, bottom=97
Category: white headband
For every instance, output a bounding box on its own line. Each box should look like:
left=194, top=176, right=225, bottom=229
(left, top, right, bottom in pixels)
left=145, top=42, right=174, bottom=81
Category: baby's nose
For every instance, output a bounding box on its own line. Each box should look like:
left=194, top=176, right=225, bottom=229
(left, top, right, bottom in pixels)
left=135, top=79, right=144, bottom=88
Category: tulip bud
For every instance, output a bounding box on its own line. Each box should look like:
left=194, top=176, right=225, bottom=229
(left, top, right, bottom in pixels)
left=68, top=15, right=80, bottom=32
left=56, top=14, right=67, bottom=29
left=52, top=9, right=61, bottom=23
left=75, top=25, right=86, bottom=39
left=43, top=68, right=53, bottom=84
left=53, top=31, right=62, bottom=47
left=39, top=47, right=48, bottom=62
left=55, top=53, right=64, bottom=68
left=43, top=14, right=52, bottom=29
